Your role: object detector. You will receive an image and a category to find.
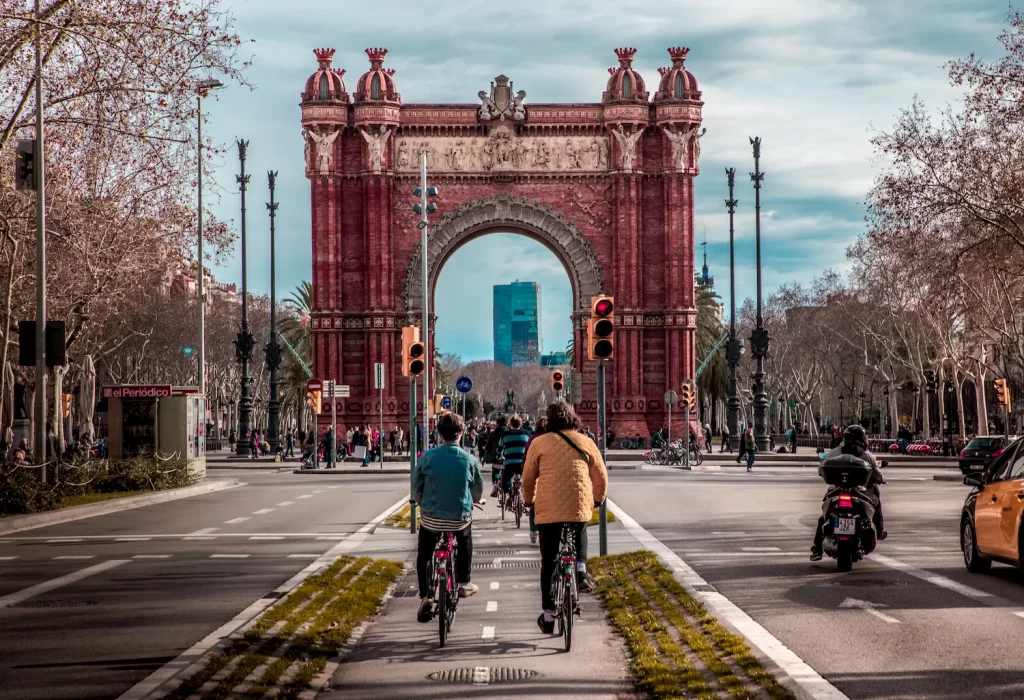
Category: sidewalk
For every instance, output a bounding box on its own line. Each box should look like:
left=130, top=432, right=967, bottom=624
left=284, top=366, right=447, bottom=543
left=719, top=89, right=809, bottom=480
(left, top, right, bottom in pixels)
left=325, top=505, right=642, bottom=699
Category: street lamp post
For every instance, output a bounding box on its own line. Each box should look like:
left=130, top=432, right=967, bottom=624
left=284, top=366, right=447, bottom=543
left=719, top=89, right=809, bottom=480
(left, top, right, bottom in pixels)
left=883, top=386, right=890, bottom=435
left=725, top=168, right=741, bottom=451
left=195, top=78, right=223, bottom=398
left=839, top=394, right=845, bottom=427
left=749, top=137, right=770, bottom=451
left=414, top=155, right=438, bottom=443
left=859, top=391, right=867, bottom=428
left=265, top=171, right=282, bottom=454
left=233, top=140, right=255, bottom=456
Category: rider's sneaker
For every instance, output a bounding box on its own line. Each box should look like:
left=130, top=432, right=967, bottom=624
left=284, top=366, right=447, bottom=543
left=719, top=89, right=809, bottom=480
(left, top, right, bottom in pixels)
left=416, top=597, right=434, bottom=623
left=809, top=548, right=823, bottom=562
left=577, top=573, right=594, bottom=594
left=878, top=530, right=888, bottom=541
left=489, top=485, right=498, bottom=498
left=529, top=531, right=538, bottom=545
left=458, top=582, right=479, bottom=598
left=537, top=613, right=555, bottom=634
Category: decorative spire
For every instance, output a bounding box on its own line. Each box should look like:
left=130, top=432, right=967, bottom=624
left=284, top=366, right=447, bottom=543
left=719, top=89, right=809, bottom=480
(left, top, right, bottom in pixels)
left=658, top=67, right=668, bottom=76
left=614, top=47, right=637, bottom=67
left=313, top=47, right=335, bottom=70
left=365, top=47, right=388, bottom=68
left=668, top=46, right=690, bottom=68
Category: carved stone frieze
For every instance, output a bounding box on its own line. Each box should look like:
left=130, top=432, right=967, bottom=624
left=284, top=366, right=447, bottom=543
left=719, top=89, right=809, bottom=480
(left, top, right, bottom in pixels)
left=394, top=126, right=609, bottom=173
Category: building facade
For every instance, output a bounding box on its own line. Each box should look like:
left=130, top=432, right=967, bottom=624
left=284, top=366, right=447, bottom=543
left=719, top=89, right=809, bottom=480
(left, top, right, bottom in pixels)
left=301, top=45, right=703, bottom=436
left=540, top=352, right=570, bottom=367
left=493, top=281, right=541, bottom=366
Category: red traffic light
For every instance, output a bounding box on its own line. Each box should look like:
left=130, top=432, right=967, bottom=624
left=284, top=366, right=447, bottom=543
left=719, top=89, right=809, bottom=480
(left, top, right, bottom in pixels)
left=594, top=298, right=613, bottom=316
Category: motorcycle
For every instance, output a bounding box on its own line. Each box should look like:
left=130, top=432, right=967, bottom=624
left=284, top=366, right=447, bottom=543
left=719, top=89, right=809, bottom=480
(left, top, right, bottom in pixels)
left=817, top=454, right=885, bottom=572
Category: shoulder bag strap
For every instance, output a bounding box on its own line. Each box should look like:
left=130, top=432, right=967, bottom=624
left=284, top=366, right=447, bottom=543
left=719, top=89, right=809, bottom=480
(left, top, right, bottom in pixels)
left=554, top=430, right=591, bottom=466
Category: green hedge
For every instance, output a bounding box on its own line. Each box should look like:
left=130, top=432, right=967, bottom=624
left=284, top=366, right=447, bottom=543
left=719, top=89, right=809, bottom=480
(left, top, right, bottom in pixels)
left=0, top=457, right=199, bottom=516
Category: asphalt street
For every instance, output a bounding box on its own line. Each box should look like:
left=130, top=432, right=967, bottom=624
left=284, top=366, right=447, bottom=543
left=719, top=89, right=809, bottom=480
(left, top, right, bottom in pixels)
left=609, top=465, right=1024, bottom=700
left=0, top=468, right=410, bottom=700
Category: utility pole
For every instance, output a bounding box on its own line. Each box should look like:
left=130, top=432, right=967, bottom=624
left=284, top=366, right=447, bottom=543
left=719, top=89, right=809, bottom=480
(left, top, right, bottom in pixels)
left=233, top=140, right=254, bottom=456
left=749, top=137, right=770, bottom=451
left=195, top=78, right=223, bottom=398
left=265, top=171, right=281, bottom=454
left=597, top=359, right=608, bottom=556
left=33, top=0, right=47, bottom=470
left=725, top=168, right=740, bottom=452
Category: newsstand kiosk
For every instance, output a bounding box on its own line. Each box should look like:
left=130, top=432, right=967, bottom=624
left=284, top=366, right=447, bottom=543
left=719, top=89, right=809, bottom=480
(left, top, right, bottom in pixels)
left=103, top=385, right=206, bottom=476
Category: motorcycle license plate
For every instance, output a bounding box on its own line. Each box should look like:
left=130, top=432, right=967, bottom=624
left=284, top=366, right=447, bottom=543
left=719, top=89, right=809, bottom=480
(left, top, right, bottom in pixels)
left=834, top=517, right=856, bottom=535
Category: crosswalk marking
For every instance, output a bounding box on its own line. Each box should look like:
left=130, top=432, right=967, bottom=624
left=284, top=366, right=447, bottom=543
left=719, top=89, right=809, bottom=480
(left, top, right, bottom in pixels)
left=481, top=625, right=495, bottom=640
left=486, top=601, right=498, bottom=612
left=490, top=582, right=499, bottom=590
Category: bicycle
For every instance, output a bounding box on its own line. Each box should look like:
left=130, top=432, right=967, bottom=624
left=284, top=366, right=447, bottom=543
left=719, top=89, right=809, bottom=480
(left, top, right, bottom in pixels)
left=506, top=474, right=525, bottom=528
left=689, top=441, right=703, bottom=466
left=549, top=524, right=581, bottom=652
left=428, top=502, right=484, bottom=648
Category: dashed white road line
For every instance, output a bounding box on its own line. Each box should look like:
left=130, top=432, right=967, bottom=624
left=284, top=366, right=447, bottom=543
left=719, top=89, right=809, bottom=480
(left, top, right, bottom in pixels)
left=287, top=554, right=320, bottom=559
left=132, top=555, right=171, bottom=560
left=868, top=553, right=993, bottom=599
left=741, top=547, right=781, bottom=552
left=316, top=535, right=346, bottom=541
left=313, top=490, right=326, bottom=494
left=182, top=536, right=217, bottom=541
left=115, top=537, right=152, bottom=542
left=0, top=556, right=18, bottom=560
left=223, top=517, right=250, bottom=525
left=481, top=625, right=495, bottom=640
left=250, top=536, right=284, bottom=541
left=297, top=495, right=313, bottom=500
left=276, top=501, right=295, bottom=507
left=327, top=486, right=341, bottom=490
left=54, top=555, right=94, bottom=560
left=489, top=582, right=500, bottom=590
left=486, top=601, right=498, bottom=612
left=210, top=554, right=250, bottom=559
left=610, top=499, right=848, bottom=700
left=0, top=559, right=130, bottom=607
left=252, top=509, right=276, bottom=515
left=46, top=538, right=82, bottom=543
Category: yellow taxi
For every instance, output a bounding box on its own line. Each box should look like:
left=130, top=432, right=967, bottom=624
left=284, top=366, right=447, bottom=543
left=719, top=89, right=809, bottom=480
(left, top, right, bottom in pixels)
left=961, top=437, right=1024, bottom=573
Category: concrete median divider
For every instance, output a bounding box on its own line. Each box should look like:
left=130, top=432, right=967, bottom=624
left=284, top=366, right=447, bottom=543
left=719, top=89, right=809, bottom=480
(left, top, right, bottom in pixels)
left=0, top=479, right=243, bottom=535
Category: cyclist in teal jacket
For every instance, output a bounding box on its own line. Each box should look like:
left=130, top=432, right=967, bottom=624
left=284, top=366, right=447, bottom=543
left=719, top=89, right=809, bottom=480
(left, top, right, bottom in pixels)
left=412, top=412, right=484, bottom=622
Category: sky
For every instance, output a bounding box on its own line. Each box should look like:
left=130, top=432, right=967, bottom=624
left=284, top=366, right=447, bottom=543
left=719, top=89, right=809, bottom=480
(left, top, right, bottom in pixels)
left=201, top=0, right=1012, bottom=361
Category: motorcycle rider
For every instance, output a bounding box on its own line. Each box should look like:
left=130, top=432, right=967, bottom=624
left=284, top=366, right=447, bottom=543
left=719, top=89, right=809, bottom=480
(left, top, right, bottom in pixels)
left=810, top=424, right=886, bottom=561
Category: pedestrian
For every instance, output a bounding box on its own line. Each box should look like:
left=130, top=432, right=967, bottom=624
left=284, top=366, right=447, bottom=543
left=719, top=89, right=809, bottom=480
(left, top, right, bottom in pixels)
left=286, top=428, right=295, bottom=458
left=523, top=401, right=608, bottom=633
left=789, top=424, right=798, bottom=454
left=250, top=430, right=259, bottom=460
left=583, top=426, right=596, bottom=443
left=704, top=423, right=712, bottom=452
left=743, top=427, right=757, bottom=472
left=390, top=426, right=399, bottom=455
left=720, top=425, right=731, bottom=453
left=322, top=426, right=335, bottom=467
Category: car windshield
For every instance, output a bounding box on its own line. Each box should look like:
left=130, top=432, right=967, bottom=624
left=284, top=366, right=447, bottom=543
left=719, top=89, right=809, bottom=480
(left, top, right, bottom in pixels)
left=967, top=437, right=1003, bottom=450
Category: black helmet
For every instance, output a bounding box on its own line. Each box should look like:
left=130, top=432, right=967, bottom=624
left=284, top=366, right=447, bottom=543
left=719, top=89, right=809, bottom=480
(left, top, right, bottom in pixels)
left=842, top=424, right=868, bottom=450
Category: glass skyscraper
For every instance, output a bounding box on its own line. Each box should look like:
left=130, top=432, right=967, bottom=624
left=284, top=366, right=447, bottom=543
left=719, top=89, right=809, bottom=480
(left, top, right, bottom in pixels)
left=493, top=281, right=541, bottom=367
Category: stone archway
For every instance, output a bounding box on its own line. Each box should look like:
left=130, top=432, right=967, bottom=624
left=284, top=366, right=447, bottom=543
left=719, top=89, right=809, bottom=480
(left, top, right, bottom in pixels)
left=403, top=194, right=604, bottom=318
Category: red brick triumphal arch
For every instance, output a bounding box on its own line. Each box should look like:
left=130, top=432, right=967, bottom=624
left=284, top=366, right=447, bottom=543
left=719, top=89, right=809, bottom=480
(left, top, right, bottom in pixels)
left=300, top=46, right=704, bottom=436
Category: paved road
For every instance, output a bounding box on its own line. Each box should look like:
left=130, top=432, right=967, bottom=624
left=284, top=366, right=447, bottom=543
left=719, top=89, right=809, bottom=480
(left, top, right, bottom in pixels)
left=609, top=466, right=1024, bottom=700
left=0, top=469, right=409, bottom=700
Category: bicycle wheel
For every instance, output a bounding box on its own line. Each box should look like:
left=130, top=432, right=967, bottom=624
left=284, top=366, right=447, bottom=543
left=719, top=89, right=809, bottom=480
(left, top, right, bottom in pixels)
left=693, top=448, right=703, bottom=466
left=515, top=493, right=523, bottom=529
left=563, top=574, right=574, bottom=652
left=499, top=490, right=506, bottom=520
left=437, top=570, right=449, bottom=648
left=551, top=573, right=563, bottom=636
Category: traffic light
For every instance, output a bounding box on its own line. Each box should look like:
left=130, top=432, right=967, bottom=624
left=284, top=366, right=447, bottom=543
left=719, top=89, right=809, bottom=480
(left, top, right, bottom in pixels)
left=412, top=186, right=440, bottom=215
left=995, top=378, right=1011, bottom=409
left=15, top=139, right=35, bottom=191
left=551, top=369, right=565, bottom=394
left=679, top=383, right=697, bottom=412
left=306, top=389, right=322, bottom=415
left=402, top=325, right=425, bottom=376
left=587, top=295, right=615, bottom=360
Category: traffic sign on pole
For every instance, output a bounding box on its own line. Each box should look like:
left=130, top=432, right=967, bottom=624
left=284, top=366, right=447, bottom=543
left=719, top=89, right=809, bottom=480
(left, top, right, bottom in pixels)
left=374, top=363, right=385, bottom=390
left=307, top=378, right=323, bottom=392
left=440, top=395, right=453, bottom=411
left=456, top=376, right=473, bottom=394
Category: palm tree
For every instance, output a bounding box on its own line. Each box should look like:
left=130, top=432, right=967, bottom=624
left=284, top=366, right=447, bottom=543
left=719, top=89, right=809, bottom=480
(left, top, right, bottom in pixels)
left=695, top=286, right=728, bottom=430
left=278, top=281, right=313, bottom=429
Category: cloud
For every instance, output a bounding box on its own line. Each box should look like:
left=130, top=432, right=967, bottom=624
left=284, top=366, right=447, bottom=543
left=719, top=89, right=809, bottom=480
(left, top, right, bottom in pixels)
left=202, top=0, right=1013, bottom=349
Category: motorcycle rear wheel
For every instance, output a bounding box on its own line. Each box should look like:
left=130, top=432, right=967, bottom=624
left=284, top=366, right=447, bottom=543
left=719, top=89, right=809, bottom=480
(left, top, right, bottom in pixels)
left=836, top=549, right=853, bottom=573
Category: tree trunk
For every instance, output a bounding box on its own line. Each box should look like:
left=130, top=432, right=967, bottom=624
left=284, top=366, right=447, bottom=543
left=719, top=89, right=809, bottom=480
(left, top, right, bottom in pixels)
left=975, top=361, right=989, bottom=436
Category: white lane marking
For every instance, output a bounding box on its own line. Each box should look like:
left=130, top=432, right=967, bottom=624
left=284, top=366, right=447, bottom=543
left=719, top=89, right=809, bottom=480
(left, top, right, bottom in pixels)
left=313, top=490, right=326, bottom=494
left=0, top=560, right=130, bottom=607
left=608, top=499, right=848, bottom=700
left=0, top=556, right=17, bottom=560
left=187, top=528, right=219, bottom=536
left=287, top=554, right=320, bottom=559
left=481, top=626, right=495, bottom=640
left=276, top=501, right=295, bottom=507
left=210, top=554, right=250, bottom=559
left=54, top=555, right=94, bottom=560
left=780, top=513, right=812, bottom=532
left=486, top=601, right=498, bottom=612
left=132, top=555, right=171, bottom=560
left=115, top=537, right=152, bottom=542
left=182, top=536, right=217, bottom=541
left=297, top=495, right=313, bottom=500
left=490, top=582, right=499, bottom=590
left=327, top=486, right=341, bottom=490
left=472, top=666, right=490, bottom=685
left=712, top=531, right=748, bottom=536
left=223, top=517, right=250, bottom=525
left=46, top=538, right=82, bottom=543
left=250, top=536, right=284, bottom=541
left=316, top=535, right=346, bottom=541
left=252, top=509, right=276, bottom=515
left=741, top=547, right=781, bottom=552
left=868, top=553, right=993, bottom=599
left=839, top=597, right=900, bottom=624
left=680, top=552, right=800, bottom=557
left=119, top=494, right=410, bottom=700
left=513, top=534, right=529, bottom=538
left=1015, top=612, right=1024, bottom=621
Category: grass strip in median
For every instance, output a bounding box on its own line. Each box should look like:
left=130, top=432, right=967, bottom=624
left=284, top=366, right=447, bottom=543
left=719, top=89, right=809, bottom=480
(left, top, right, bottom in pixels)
left=383, top=504, right=411, bottom=528
left=164, top=555, right=403, bottom=700
left=590, top=551, right=795, bottom=700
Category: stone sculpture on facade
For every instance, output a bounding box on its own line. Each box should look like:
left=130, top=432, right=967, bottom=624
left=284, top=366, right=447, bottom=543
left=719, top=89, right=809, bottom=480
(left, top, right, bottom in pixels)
left=306, top=128, right=340, bottom=175
left=393, top=131, right=610, bottom=173
left=478, top=74, right=526, bottom=121
left=612, top=125, right=645, bottom=170
left=360, top=125, right=392, bottom=172
left=663, top=125, right=705, bottom=169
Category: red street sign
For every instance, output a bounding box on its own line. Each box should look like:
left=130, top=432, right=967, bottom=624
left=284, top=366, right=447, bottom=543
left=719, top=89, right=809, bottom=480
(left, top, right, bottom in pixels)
left=307, top=378, right=323, bottom=392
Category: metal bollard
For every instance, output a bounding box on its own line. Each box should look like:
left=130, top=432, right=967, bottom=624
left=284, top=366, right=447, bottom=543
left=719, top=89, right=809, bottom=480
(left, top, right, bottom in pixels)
left=409, top=499, right=418, bottom=534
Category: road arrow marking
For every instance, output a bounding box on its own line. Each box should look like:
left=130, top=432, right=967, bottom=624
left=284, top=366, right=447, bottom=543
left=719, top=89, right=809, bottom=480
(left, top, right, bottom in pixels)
left=839, top=597, right=900, bottom=624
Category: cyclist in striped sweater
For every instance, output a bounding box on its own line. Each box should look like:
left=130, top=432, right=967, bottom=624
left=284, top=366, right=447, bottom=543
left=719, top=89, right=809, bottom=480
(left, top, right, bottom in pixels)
left=499, top=414, right=531, bottom=496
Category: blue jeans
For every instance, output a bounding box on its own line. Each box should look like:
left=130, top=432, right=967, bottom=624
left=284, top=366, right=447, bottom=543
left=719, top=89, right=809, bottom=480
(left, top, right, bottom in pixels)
left=745, top=451, right=755, bottom=469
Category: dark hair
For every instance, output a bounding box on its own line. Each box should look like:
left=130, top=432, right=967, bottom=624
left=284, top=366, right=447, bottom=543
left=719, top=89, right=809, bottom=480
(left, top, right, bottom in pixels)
left=437, top=413, right=465, bottom=442
left=546, top=401, right=580, bottom=432
left=508, top=413, right=523, bottom=429
left=533, top=417, right=547, bottom=435
left=496, top=415, right=508, bottom=428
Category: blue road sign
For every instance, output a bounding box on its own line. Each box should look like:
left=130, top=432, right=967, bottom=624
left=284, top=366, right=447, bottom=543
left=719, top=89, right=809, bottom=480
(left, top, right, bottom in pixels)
left=182, top=345, right=195, bottom=357
left=441, top=395, right=453, bottom=410
left=455, top=376, right=473, bottom=393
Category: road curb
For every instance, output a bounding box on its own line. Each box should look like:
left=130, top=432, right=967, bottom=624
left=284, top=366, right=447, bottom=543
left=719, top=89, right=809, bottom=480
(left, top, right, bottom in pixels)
left=933, top=474, right=967, bottom=482
left=0, top=479, right=243, bottom=535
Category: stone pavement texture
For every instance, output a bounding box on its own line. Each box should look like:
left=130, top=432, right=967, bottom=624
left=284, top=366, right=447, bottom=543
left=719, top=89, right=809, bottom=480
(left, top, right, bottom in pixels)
left=328, top=502, right=643, bottom=699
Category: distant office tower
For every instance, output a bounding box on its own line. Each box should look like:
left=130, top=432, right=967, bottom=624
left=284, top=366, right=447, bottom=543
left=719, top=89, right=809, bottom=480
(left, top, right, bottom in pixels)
left=540, top=352, right=569, bottom=367
left=493, top=281, right=541, bottom=366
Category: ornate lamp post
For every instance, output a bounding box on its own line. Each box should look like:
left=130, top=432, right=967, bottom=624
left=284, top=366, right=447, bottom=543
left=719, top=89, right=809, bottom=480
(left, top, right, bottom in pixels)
left=839, top=394, right=845, bottom=427
left=265, top=171, right=282, bottom=453
left=883, top=385, right=890, bottom=435
left=725, top=168, right=741, bottom=451
left=233, top=140, right=255, bottom=456
left=859, top=391, right=867, bottom=427
left=749, top=137, right=770, bottom=450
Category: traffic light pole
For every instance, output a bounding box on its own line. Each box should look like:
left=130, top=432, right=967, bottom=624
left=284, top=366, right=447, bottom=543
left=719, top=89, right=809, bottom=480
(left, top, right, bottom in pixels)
left=33, top=0, right=47, bottom=472
left=330, top=391, right=336, bottom=469
left=419, top=154, right=430, bottom=452
left=597, top=359, right=608, bottom=556
left=409, top=380, right=418, bottom=534
left=684, top=403, right=690, bottom=470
